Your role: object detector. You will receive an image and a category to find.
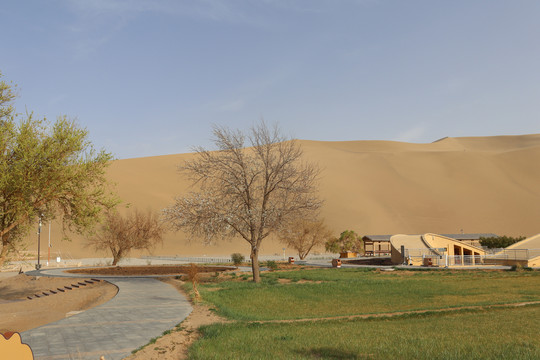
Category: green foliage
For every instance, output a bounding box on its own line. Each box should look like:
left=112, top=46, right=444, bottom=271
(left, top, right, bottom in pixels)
left=480, top=235, right=526, bottom=249
left=0, top=72, right=117, bottom=264
left=231, top=253, right=245, bottom=266
left=324, top=237, right=340, bottom=253
left=265, top=260, right=278, bottom=271
left=325, top=230, right=363, bottom=253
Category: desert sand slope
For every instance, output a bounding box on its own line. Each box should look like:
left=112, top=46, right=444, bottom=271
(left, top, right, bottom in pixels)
left=20, top=134, right=540, bottom=259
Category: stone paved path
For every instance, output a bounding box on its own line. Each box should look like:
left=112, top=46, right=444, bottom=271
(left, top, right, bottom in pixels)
left=21, top=269, right=192, bottom=360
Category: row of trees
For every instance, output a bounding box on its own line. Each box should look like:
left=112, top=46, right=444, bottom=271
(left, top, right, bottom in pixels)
left=479, top=235, right=526, bottom=249
left=1, top=70, right=356, bottom=282
left=10, top=69, right=528, bottom=283
left=0, top=72, right=325, bottom=283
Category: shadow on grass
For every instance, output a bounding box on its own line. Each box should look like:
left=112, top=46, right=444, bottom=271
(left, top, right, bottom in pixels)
left=296, top=347, right=373, bottom=359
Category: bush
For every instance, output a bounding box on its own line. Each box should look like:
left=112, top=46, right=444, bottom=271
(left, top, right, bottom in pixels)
left=231, top=253, right=245, bottom=266
left=480, top=235, right=526, bottom=249
left=266, top=260, right=278, bottom=271
left=325, top=230, right=363, bottom=254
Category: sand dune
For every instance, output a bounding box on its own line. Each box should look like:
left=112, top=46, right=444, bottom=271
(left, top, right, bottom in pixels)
left=23, top=134, right=540, bottom=260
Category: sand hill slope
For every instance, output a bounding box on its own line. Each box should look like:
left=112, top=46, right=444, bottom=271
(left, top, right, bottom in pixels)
left=24, top=134, right=540, bottom=259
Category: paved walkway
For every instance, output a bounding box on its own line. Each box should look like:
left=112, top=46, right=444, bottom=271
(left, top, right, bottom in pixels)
left=21, top=268, right=192, bottom=360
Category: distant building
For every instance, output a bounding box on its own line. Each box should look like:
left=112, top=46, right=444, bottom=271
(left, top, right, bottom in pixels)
left=362, top=233, right=498, bottom=256
left=364, top=233, right=540, bottom=267
left=362, top=235, right=392, bottom=256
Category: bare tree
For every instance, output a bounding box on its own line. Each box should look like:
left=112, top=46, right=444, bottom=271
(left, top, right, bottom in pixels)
left=279, top=218, right=332, bottom=260
left=164, top=122, right=321, bottom=282
left=88, top=209, right=164, bottom=265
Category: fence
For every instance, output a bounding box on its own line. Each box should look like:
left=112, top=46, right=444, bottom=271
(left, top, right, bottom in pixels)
left=141, top=254, right=338, bottom=264
left=403, top=248, right=540, bottom=267
left=141, top=256, right=236, bottom=264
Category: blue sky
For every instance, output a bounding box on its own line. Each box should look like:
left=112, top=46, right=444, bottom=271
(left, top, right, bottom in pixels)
left=2, top=0, right=539, bottom=159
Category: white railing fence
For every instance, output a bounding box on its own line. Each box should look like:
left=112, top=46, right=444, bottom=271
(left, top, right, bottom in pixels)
left=404, top=248, right=540, bottom=267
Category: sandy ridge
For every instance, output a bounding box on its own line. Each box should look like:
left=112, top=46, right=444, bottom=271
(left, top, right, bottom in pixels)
left=19, top=134, right=540, bottom=259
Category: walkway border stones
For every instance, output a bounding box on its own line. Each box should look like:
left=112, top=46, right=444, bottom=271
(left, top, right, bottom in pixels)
left=21, top=268, right=192, bottom=360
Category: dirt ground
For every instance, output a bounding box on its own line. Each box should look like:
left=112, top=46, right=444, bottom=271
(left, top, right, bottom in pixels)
left=0, top=274, right=118, bottom=333
left=66, top=265, right=234, bottom=276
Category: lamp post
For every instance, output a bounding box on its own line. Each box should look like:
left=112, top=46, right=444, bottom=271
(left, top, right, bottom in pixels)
left=36, top=215, right=42, bottom=270
left=47, top=222, right=51, bottom=266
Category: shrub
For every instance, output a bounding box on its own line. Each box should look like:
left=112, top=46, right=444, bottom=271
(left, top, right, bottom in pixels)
left=266, top=260, right=278, bottom=271
left=480, top=235, right=525, bottom=249
left=231, top=253, right=245, bottom=266
left=325, top=230, right=363, bottom=254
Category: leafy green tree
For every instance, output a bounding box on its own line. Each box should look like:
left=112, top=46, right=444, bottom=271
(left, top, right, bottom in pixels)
left=480, top=235, right=525, bottom=249
left=0, top=72, right=116, bottom=264
left=325, top=230, right=363, bottom=254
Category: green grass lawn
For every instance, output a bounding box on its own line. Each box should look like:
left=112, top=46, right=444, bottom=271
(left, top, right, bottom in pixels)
left=188, top=268, right=540, bottom=359
left=200, top=268, right=540, bottom=320
left=190, top=305, right=540, bottom=359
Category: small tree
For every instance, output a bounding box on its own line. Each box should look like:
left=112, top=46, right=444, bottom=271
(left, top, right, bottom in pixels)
left=231, top=253, right=245, bottom=266
left=480, top=235, right=525, bottom=249
left=325, top=230, right=363, bottom=254
left=186, top=263, right=201, bottom=300
left=164, top=122, right=321, bottom=283
left=279, top=218, right=332, bottom=260
left=87, top=209, right=164, bottom=265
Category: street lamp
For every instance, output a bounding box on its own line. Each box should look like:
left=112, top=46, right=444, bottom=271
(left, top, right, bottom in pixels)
left=36, top=215, right=42, bottom=270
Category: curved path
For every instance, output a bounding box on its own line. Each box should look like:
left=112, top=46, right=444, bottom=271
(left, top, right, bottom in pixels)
left=21, top=268, right=192, bottom=360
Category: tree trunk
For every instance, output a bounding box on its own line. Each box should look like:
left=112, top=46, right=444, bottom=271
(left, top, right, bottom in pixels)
left=251, top=247, right=260, bottom=283
left=192, top=281, right=201, bottom=300
left=112, top=250, right=121, bottom=265
left=0, top=234, right=12, bottom=265
left=0, top=246, right=8, bottom=266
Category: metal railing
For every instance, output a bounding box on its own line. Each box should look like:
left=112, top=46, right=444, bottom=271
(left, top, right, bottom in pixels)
left=141, top=254, right=339, bottom=264
left=405, top=250, right=540, bottom=267
left=496, top=249, right=540, bottom=260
